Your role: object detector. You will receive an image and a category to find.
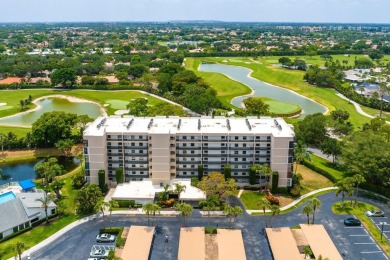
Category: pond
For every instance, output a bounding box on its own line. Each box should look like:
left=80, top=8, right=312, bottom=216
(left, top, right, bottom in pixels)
left=0, top=156, right=80, bottom=185
left=199, top=63, right=327, bottom=117
left=0, top=97, right=102, bottom=127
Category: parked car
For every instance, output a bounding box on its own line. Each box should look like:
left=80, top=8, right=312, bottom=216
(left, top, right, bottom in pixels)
left=344, top=217, right=361, bottom=226
left=96, top=233, right=116, bottom=243
left=90, top=249, right=108, bottom=258
left=365, top=210, right=385, bottom=217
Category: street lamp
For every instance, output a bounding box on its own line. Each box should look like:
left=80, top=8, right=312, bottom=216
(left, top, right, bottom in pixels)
left=379, top=222, right=385, bottom=241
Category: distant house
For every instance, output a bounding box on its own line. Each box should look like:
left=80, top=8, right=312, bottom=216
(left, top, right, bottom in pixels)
left=103, top=76, right=119, bottom=84
left=0, top=77, right=22, bottom=85
left=0, top=181, right=56, bottom=240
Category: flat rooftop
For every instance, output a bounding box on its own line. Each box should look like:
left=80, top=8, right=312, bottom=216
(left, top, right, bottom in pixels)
left=178, top=227, right=205, bottom=260
left=120, top=226, right=155, bottom=260
left=265, top=227, right=302, bottom=260
left=217, top=229, right=246, bottom=260
left=84, top=116, right=294, bottom=138
left=300, top=224, right=342, bottom=260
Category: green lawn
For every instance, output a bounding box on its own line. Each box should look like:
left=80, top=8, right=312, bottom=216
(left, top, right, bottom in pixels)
left=295, top=163, right=334, bottom=194
left=184, top=58, right=252, bottom=108
left=308, top=155, right=349, bottom=181
left=191, top=57, right=381, bottom=127
left=332, top=201, right=390, bottom=256
left=239, top=190, right=265, bottom=210
left=0, top=125, right=31, bottom=137
left=0, top=89, right=167, bottom=118
left=262, top=97, right=301, bottom=114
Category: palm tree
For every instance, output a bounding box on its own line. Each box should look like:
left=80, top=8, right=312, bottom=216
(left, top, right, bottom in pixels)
left=177, top=203, right=193, bottom=227
left=94, top=199, right=109, bottom=218
left=14, top=242, right=26, bottom=260
left=378, top=80, right=390, bottom=118
left=50, top=180, right=64, bottom=199
left=294, top=141, right=311, bottom=174
left=258, top=199, right=270, bottom=227
left=203, top=200, right=216, bottom=227
left=268, top=205, right=280, bottom=228
left=143, top=203, right=154, bottom=227
left=174, top=183, right=186, bottom=202
left=108, top=200, right=119, bottom=221
left=150, top=203, right=161, bottom=227
left=223, top=205, right=243, bottom=228
left=309, top=198, right=322, bottom=224
left=335, top=178, right=353, bottom=208
left=302, top=204, right=313, bottom=224
left=35, top=192, right=53, bottom=224
left=352, top=174, right=365, bottom=206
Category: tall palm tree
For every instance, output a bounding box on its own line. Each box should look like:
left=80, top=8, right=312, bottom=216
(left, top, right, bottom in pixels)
left=378, top=80, right=390, bottom=118
left=143, top=203, right=154, bottom=227
left=302, top=204, right=313, bottom=224
left=108, top=200, right=119, bottom=220
left=258, top=199, right=270, bottom=227
left=294, top=141, right=311, bottom=174
left=352, top=174, right=366, bottom=206
left=335, top=178, right=353, bottom=208
left=15, top=241, right=26, bottom=260
left=268, top=205, right=280, bottom=228
left=177, top=203, right=193, bottom=227
left=35, top=192, right=53, bottom=224
left=309, top=198, right=322, bottom=224
left=94, top=199, right=109, bottom=218
left=150, top=203, right=161, bottom=227
left=174, top=183, right=186, bottom=202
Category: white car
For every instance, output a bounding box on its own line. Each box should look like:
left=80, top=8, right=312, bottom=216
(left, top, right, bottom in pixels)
left=365, top=210, right=385, bottom=217
left=90, top=249, right=109, bottom=258
left=96, top=233, right=116, bottom=243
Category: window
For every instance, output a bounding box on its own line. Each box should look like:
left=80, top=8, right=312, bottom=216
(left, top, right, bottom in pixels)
left=131, top=142, right=135, bottom=146
left=222, top=136, right=226, bottom=139
left=140, top=171, right=144, bottom=175
left=243, top=136, right=247, bottom=140
left=140, top=150, right=143, bottom=154
left=191, top=172, right=195, bottom=175
left=13, top=226, right=18, bottom=233
left=183, top=143, right=187, bottom=147
left=234, top=172, right=238, bottom=176
left=139, top=143, right=143, bottom=146
left=51, top=208, right=56, bottom=214
left=183, top=172, right=187, bottom=175
left=235, top=136, right=239, bottom=140
left=139, top=135, right=142, bottom=139
left=183, top=136, right=187, bottom=140
left=131, top=150, right=135, bottom=153
left=132, top=171, right=136, bottom=174
left=132, top=157, right=136, bottom=160
left=191, top=151, right=195, bottom=154
left=235, top=158, right=238, bottom=161
left=191, top=136, right=194, bottom=140
left=234, top=151, right=238, bottom=154
left=243, top=151, right=246, bottom=154
left=235, top=144, right=238, bottom=147
left=132, top=164, right=136, bottom=167
left=191, top=143, right=194, bottom=147
left=243, top=144, right=246, bottom=147
left=243, top=158, right=246, bottom=161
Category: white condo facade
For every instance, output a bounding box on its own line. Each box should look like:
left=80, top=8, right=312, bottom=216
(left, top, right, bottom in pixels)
left=83, top=116, right=295, bottom=187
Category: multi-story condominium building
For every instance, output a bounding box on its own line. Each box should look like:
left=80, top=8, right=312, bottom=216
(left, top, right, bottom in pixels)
left=83, top=116, right=295, bottom=187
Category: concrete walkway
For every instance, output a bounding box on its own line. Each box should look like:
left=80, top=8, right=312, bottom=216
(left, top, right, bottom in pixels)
left=336, top=92, right=389, bottom=124
left=246, top=187, right=337, bottom=214
left=237, top=189, right=244, bottom=198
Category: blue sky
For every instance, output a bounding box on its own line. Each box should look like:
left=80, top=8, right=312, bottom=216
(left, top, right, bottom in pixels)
left=0, top=0, right=389, bottom=23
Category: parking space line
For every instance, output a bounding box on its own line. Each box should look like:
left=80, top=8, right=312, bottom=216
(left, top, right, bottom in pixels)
left=349, top=234, right=369, bottom=236
left=361, top=251, right=385, bottom=254
left=354, top=242, right=376, bottom=244
left=344, top=226, right=363, bottom=228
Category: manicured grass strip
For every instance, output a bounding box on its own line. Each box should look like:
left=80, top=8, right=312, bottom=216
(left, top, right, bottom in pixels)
left=185, top=58, right=252, bottom=108
left=332, top=201, right=390, bottom=257
left=296, top=164, right=334, bottom=194
left=240, top=190, right=265, bottom=210
left=0, top=125, right=31, bottom=138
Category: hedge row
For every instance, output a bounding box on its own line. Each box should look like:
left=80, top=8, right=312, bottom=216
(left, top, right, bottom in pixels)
left=114, top=200, right=135, bottom=208
left=302, top=160, right=338, bottom=183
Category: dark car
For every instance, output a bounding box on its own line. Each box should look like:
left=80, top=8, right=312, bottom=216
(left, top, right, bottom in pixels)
left=344, top=217, right=362, bottom=226
left=96, top=233, right=116, bottom=243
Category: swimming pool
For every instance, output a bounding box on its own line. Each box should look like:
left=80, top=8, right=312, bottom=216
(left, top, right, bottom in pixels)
left=0, top=191, right=16, bottom=205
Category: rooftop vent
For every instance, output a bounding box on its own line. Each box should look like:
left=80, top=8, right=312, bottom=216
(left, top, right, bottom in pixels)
left=246, top=118, right=252, bottom=131
left=226, top=119, right=231, bottom=131
left=147, top=119, right=154, bottom=130
left=178, top=119, right=182, bottom=130
left=126, top=118, right=134, bottom=129
left=198, top=119, right=201, bottom=130
left=97, top=118, right=107, bottom=129
left=274, top=119, right=282, bottom=130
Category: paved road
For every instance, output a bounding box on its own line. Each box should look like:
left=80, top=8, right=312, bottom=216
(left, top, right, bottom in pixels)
left=30, top=192, right=390, bottom=260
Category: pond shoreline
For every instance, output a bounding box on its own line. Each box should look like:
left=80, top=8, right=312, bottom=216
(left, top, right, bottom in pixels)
left=0, top=94, right=107, bottom=124
left=199, top=61, right=329, bottom=117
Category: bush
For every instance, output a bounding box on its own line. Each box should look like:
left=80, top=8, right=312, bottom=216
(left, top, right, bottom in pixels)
left=276, top=187, right=289, bottom=194
left=205, top=228, right=217, bottom=234
left=134, top=204, right=143, bottom=208
left=115, top=168, right=124, bottom=184
left=114, top=200, right=135, bottom=208
left=191, top=177, right=199, bottom=187
left=72, top=170, right=86, bottom=189
left=242, top=186, right=262, bottom=191
left=160, top=198, right=175, bottom=207
left=265, top=195, right=280, bottom=206
left=302, top=160, right=338, bottom=183
left=290, top=185, right=301, bottom=197
left=271, top=172, right=279, bottom=192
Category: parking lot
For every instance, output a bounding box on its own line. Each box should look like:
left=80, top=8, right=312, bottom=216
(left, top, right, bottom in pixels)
left=325, top=214, right=388, bottom=260
left=370, top=216, right=390, bottom=242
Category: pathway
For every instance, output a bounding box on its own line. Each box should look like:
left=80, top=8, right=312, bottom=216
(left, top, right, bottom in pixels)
left=336, top=92, right=389, bottom=124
